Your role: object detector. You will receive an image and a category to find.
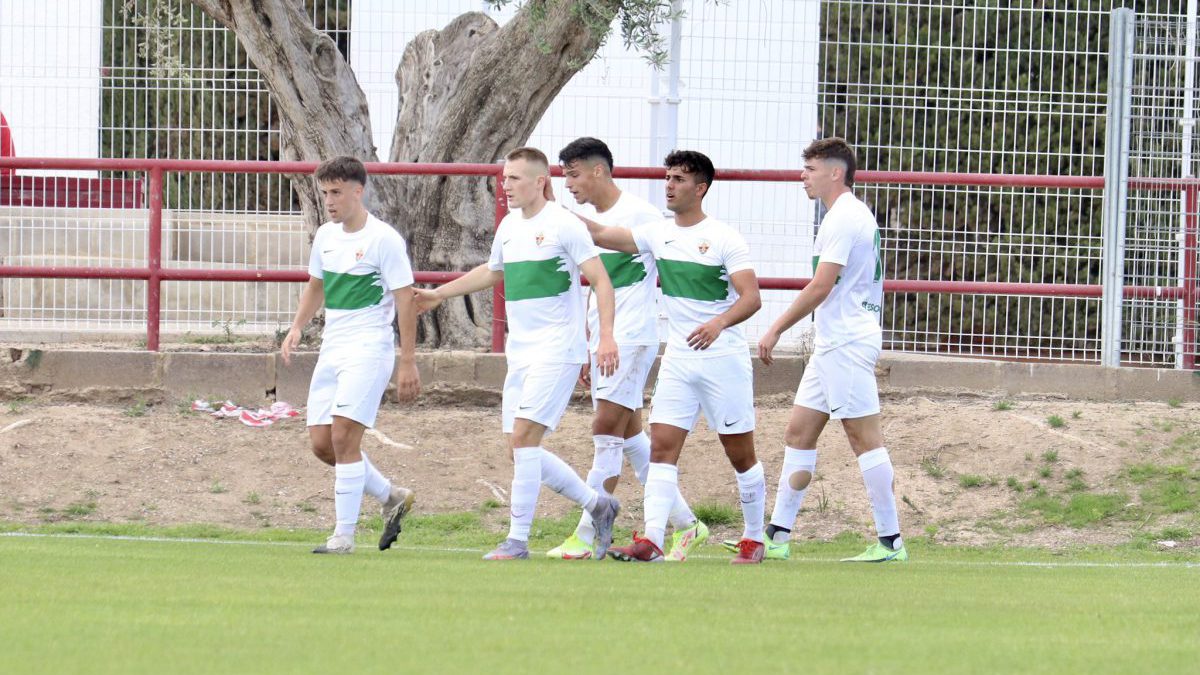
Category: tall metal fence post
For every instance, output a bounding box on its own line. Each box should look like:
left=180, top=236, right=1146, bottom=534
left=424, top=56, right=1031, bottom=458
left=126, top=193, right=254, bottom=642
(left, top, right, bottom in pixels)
left=492, top=165, right=507, bottom=353
left=146, top=167, right=164, bottom=351
left=1100, top=8, right=1134, bottom=368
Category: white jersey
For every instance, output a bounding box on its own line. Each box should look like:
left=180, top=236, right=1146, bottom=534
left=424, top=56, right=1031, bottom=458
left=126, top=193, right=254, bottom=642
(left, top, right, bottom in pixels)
left=632, top=216, right=754, bottom=358
left=573, top=192, right=662, bottom=350
left=488, top=200, right=600, bottom=366
left=308, top=214, right=414, bottom=353
left=812, top=192, right=884, bottom=352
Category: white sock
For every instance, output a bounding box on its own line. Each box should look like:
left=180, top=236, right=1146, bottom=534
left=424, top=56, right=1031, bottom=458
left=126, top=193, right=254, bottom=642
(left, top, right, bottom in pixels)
left=540, top=447, right=598, bottom=511
left=769, top=447, right=817, bottom=541
left=576, top=435, right=624, bottom=545
left=858, top=447, right=901, bottom=546
left=643, top=462, right=677, bottom=550
left=623, top=431, right=694, bottom=529
left=333, top=460, right=366, bottom=537
left=360, top=452, right=392, bottom=503
left=623, top=431, right=651, bottom=484
left=736, top=461, right=766, bottom=543
left=507, top=447, right=542, bottom=542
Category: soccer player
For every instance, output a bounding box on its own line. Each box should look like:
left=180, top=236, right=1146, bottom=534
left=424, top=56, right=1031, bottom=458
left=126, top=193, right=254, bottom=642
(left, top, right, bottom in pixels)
left=281, top=156, right=422, bottom=555
left=545, top=137, right=708, bottom=562
left=756, top=137, right=907, bottom=563
left=581, top=150, right=768, bottom=564
left=414, top=146, right=621, bottom=561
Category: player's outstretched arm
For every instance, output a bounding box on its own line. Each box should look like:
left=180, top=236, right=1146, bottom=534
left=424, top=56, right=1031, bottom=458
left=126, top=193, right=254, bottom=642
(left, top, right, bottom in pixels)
left=579, top=256, right=620, bottom=377
left=687, top=270, right=762, bottom=350
left=414, top=263, right=502, bottom=314
left=392, top=285, right=421, bottom=402
left=282, top=277, right=324, bottom=366
left=575, top=213, right=638, bottom=254
left=758, top=261, right=841, bottom=365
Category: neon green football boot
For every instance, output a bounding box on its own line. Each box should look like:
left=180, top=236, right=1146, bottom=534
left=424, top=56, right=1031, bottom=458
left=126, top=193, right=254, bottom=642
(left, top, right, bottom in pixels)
left=665, top=520, right=710, bottom=562
left=840, top=542, right=908, bottom=563
left=546, top=532, right=595, bottom=560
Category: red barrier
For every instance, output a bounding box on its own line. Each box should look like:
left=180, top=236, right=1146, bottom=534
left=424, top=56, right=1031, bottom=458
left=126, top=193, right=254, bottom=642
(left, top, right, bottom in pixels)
left=0, top=157, right=1193, bottom=353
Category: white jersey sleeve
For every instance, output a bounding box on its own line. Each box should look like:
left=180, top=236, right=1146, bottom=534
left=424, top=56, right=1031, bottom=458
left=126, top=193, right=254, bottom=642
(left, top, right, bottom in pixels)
left=308, top=226, right=326, bottom=279
left=378, top=229, right=415, bottom=290
left=487, top=221, right=507, bottom=272
left=817, top=218, right=855, bottom=267
left=721, top=230, right=754, bottom=275
left=631, top=221, right=660, bottom=256
left=559, top=216, right=601, bottom=267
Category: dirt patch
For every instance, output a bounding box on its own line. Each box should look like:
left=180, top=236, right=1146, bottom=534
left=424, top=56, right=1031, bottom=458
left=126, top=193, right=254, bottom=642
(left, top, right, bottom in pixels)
left=1, top=391, right=1197, bottom=548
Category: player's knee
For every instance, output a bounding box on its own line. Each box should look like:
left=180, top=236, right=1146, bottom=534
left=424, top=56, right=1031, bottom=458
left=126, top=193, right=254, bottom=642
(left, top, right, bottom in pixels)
left=311, top=443, right=335, bottom=466
left=788, top=469, right=813, bottom=491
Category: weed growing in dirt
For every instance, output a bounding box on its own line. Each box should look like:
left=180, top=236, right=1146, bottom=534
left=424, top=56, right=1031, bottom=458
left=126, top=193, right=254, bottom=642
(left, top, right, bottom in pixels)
left=1021, top=492, right=1128, bottom=527
left=244, top=492, right=261, bottom=505
left=1071, top=410, right=1082, bottom=420
left=1038, top=466, right=1053, bottom=479
left=959, top=474, right=986, bottom=489
left=296, top=502, right=317, bottom=514
left=480, top=499, right=502, bottom=511
left=920, top=456, right=946, bottom=478
left=7, top=397, right=30, bottom=414
left=993, top=400, right=1013, bottom=411
left=123, top=400, right=149, bottom=417
left=63, top=500, right=97, bottom=518
left=209, top=482, right=227, bottom=494
left=1167, top=397, right=1182, bottom=408
left=1042, top=450, right=1059, bottom=463
left=692, top=502, right=740, bottom=527
left=1047, top=415, right=1066, bottom=429
left=1006, top=477, right=1024, bottom=492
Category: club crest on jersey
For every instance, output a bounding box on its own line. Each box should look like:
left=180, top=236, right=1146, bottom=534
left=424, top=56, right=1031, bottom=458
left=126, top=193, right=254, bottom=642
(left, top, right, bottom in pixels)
left=354, top=248, right=365, bottom=261
left=535, top=231, right=545, bottom=246
left=697, top=240, right=710, bottom=254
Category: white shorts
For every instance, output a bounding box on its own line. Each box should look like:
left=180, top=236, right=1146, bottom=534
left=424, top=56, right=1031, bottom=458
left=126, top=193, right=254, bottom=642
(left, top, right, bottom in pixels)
left=794, top=339, right=881, bottom=420
left=307, top=348, right=394, bottom=428
left=648, top=352, right=755, bottom=434
left=502, top=361, right=582, bottom=434
left=590, top=344, right=657, bottom=411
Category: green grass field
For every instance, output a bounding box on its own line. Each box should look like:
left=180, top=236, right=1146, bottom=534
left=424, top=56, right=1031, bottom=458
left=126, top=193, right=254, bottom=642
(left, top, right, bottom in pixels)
left=2, top=519, right=1199, bottom=674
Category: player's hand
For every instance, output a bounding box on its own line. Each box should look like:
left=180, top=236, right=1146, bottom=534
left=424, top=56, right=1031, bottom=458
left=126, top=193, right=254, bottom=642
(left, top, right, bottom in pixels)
left=687, top=319, right=724, bottom=350
left=413, top=288, right=443, bottom=314
left=394, top=360, right=421, bottom=403
left=578, top=361, right=592, bottom=389
left=595, top=336, right=619, bottom=377
left=280, top=327, right=302, bottom=366
left=758, top=329, right=781, bottom=366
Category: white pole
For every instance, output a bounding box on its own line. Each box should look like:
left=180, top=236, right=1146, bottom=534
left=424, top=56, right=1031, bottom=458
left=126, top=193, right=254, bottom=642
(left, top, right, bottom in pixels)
left=1178, top=0, right=1197, bottom=368
left=1101, top=9, right=1134, bottom=368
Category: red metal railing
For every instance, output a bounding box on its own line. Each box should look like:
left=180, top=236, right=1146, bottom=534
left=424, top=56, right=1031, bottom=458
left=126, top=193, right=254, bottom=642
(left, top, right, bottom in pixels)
left=0, top=157, right=1195, bottom=356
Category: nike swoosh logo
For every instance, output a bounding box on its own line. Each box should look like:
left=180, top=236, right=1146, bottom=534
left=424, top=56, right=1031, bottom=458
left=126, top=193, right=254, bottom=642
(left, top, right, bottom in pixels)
left=335, top=491, right=352, bottom=496
left=518, top=405, right=533, bottom=410
left=503, top=239, right=512, bottom=245
left=336, top=403, right=350, bottom=408
left=595, top=386, right=609, bottom=391
left=724, top=420, right=739, bottom=428
left=511, top=511, right=530, bottom=519
left=323, top=249, right=334, bottom=253
left=664, top=239, right=675, bottom=244
left=830, top=406, right=844, bottom=413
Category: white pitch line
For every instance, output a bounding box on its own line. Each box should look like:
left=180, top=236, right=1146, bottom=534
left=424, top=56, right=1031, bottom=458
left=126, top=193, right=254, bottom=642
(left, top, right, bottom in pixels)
left=2, top=532, right=1198, bottom=568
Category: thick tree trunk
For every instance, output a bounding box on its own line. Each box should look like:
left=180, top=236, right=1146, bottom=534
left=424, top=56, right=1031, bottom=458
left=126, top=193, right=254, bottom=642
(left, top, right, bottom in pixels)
left=192, top=0, right=619, bottom=347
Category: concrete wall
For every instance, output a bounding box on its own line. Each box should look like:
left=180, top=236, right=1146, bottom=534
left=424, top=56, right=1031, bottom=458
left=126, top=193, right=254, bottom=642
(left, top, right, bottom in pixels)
left=3, top=349, right=1196, bottom=405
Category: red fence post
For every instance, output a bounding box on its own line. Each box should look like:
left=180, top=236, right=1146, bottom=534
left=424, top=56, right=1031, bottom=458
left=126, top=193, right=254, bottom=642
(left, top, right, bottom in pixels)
left=492, top=165, right=507, bottom=353
left=146, top=167, right=164, bottom=351
left=1184, top=186, right=1198, bottom=370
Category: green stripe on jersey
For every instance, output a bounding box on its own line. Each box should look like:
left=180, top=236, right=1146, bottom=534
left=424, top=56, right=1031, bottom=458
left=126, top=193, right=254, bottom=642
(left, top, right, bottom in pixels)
left=657, top=258, right=728, bottom=301
left=504, top=257, right=571, bottom=301
left=324, top=270, right=384, bottom=310
left=600, top=252, right=648, bottom=289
